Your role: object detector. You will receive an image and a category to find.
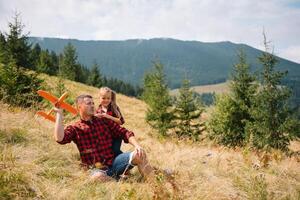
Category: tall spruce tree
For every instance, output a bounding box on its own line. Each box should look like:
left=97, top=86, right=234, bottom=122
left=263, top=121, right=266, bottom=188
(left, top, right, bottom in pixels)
left=5, top=13, right=32, bottom=69
left=0, top=32, right=8, bottom=64
left=0, top=14, right=43, bottom=107
left=30, top=43, right=41, bottom=70
left=87, top=61, right=102, bottom=87
left=50, top=50, right=59, bottom=75
left=59, top=43, right=78, bottom=81
left=174, top=78, right=204, bottom=141
left=37, top=50, right=52, bottom=74
left=208, top=51, right=257, bottom=147
left=245, top=35, right=299, bottom=151
left=142, top=61, right=174, bottom=136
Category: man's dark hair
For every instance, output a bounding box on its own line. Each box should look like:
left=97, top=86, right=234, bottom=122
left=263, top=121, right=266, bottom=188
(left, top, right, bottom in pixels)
left=75, top=94, right=93, bottom=105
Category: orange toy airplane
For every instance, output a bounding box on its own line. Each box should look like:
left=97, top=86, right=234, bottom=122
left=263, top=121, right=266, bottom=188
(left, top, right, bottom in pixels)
left=36, top=90, right=77, bottom=122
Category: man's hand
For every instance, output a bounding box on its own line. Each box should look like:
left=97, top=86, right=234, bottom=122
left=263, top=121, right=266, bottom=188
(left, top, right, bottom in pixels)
left=134, top=145, right=144, bottom=158
left=128, top=136, right=145, bottom=158
left=53, top=107, right=63, bottom=115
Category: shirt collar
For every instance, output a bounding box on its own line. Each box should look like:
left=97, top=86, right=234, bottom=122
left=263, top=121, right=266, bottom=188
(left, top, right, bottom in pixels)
left=80, top=116, right=95, bottom=124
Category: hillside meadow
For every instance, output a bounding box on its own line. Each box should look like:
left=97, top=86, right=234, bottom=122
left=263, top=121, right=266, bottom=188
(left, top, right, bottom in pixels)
left=0, top=74, right=299, bottom=200
left=170, top=82, right=230, bottom=96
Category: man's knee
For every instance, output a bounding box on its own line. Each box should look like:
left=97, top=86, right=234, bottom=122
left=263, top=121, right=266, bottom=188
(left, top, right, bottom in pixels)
left=131, top=149, right=147, bottom=165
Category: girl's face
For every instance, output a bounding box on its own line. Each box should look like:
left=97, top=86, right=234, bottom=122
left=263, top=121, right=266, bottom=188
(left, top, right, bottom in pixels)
left=99, top=90, right=111, bottom=107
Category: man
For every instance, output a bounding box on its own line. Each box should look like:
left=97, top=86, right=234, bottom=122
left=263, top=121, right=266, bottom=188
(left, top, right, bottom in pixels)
left=54, top=94, right=153, bottom=181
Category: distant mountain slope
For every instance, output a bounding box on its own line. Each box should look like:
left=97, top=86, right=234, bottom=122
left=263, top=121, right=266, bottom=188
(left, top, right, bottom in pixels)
left=29, top=37, right=300, bottom=88
left=171, top=82, right=230, bottom=96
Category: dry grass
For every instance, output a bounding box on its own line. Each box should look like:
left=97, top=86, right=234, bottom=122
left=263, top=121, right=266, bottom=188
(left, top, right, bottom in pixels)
left=0, top=75, right=299, bottom=199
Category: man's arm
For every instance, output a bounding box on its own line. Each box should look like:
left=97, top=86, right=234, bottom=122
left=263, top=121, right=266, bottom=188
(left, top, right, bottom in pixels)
left=105, top=119, right=144, bottom=156
left=128, top=136, right=140, bottom=148
left=105, top=119, right=134, bottom=142
left=54, top=107, right=65, bottom=142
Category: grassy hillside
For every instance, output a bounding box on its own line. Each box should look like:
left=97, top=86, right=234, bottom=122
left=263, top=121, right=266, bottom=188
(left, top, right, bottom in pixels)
left=171, top=82, right=230, bottom=96
left=1, top=75, right=300, bottom=199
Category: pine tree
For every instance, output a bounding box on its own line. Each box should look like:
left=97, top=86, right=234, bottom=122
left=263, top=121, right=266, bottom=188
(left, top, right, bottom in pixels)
left=245, top=35, right=299, bottom=151
left=87, top=61, right=102, bottom=87
left=0, top=32, right=8, bottom=64
left=59, top=43, right=78, bottom=81
left=30, top=43, right=41, bottom=70
left=5, top=13, right=32, bottom=69
left=208, top=50, right=257, bottom=147
left=142, top=61, right=174, bottom=136
left=37, top=50, right=52, bottom=74
left=50, top=50, right=59, bottom=75
left=174, top=78, right=204, bottom=141
left=54, top=77, right=67, bottom=97
left=0, top=14, right=43, bottom=107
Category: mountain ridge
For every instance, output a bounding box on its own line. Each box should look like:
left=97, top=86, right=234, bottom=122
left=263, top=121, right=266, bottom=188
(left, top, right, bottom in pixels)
left=29, top=37, right=300, bottom=88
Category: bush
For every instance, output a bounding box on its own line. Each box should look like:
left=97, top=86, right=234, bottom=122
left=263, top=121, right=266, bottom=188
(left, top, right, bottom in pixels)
left=208, top=51, right=257, bottom=147
left=0, top=59, right=43, bottom=107
left=208, top=94, right=248, bottom=146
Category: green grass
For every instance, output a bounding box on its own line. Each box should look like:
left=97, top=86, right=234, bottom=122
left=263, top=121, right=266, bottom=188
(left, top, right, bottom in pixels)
left=0, top=146, right=36, bottom=200
left=0, top=128, right=27, bottom=145
left=75, top=182, right=109, bottom=200
left=232, top=170, right=268, bottom=200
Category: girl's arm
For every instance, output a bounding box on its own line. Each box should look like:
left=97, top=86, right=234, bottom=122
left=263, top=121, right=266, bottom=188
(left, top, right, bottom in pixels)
left=101, top=113, right=123, bottom=125
left=95, top=106, right=124, bottom=125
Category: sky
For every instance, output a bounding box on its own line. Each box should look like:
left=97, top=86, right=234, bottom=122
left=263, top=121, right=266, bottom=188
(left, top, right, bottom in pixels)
left=0, top=0, right=299, bottom=63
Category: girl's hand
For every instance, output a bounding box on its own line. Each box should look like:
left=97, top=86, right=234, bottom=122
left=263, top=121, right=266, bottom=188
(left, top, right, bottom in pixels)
left=95, top=113, right=102, bottom=118
left=95, top=113, right=110, bottom=119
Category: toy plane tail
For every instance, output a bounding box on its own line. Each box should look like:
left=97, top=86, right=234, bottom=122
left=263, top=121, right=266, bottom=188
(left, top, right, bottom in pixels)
left=36, top=111, right=56, bottom=122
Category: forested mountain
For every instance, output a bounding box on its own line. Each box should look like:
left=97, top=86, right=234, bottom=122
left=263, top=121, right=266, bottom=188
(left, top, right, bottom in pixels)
left=29, top=37, right=300, bottom=89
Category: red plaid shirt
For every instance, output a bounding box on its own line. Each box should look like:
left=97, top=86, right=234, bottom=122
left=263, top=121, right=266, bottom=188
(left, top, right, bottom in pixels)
left=96, top=104, right=125, bottom=125
left=57, top=116, right=134, bottom=167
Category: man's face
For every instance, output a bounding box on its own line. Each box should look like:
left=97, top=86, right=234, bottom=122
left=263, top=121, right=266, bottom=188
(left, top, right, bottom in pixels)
left=78, top=97, right=95, bottom=116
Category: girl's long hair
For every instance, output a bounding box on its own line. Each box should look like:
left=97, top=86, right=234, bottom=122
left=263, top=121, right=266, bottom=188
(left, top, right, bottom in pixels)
left=99, top=87, right=121, bottom=118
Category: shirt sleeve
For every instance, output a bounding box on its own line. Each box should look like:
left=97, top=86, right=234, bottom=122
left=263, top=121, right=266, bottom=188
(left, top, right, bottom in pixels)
left=105, top=119, right=134, bottom=143
left=56, top=125, right=76, bottom=144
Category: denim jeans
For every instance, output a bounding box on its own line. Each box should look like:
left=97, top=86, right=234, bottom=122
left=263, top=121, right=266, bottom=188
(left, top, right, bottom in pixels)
left=90, top=152, right=134, bottom=179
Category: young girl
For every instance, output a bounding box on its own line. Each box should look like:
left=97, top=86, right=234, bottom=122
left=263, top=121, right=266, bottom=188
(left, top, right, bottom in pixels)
left=95, top=87, right=125, bottom=157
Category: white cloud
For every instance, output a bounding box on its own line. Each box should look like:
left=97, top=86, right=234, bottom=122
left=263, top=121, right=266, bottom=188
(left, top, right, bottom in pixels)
left=0, top=0, right=299, bottom=63
left=279, top=46, right=300, bottom=63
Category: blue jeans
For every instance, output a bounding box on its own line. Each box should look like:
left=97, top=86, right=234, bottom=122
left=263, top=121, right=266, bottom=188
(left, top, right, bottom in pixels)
left=90, top=152, right=134, bottom=179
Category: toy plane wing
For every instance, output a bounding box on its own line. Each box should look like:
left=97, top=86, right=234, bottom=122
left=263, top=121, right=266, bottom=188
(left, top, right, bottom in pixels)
left=36, top=111, right=56, bottom=122
left=36, top=90, right=77, bottom=122
left=37, top=90, right=77, bottom=115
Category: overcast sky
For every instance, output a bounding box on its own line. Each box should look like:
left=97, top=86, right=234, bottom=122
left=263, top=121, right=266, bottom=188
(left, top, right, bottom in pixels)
left=0, top=0, right=299, bottom=63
